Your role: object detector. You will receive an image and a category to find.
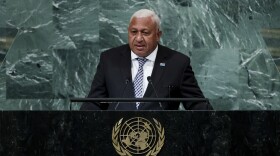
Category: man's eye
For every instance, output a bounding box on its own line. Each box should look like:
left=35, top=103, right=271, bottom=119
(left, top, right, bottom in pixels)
left=143, top=32, right=149, bottom=35
left=131, top=31, right=137, bottom=34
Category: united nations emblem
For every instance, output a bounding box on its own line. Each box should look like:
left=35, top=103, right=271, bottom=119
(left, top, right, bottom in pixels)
left=112, top=117, right=165, bottom=156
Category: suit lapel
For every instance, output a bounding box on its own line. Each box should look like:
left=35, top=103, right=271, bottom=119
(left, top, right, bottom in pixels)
left=143, top=44, right=168, bottom=98
left=119, top=45, right=136, bottom=110
left=120, top=45, right=132, bottom=82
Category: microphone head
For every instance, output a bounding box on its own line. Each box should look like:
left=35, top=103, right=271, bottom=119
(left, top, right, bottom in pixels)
left=125, top=79, right=129, bottom=84
left=125, top=78, right=130, bottom=84
left=147, top=76, right=152, bottom=82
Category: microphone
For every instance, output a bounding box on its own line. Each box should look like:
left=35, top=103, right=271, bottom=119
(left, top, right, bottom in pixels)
left=147, top=76, right=163, bottom=110
left=115, top=78, right=130, bottom=110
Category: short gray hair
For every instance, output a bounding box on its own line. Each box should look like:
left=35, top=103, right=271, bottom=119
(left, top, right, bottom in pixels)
left=130, top=9, right=161, bottom=30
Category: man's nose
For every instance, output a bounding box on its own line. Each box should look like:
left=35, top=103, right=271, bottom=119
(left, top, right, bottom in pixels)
left=136, top=33, right=143, bottom=42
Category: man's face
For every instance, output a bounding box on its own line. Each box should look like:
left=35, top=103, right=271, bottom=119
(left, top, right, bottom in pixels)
left=128, top=16, right=162, bottom=57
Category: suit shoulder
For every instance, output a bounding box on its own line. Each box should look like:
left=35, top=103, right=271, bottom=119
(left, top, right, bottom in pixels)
left=160, top=45, right=190, bottom=61
left=102, top=44, right=129, bottom=56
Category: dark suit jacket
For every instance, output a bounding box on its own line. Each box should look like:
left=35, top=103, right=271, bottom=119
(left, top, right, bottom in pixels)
left=80, top=44, right=212, bottom=110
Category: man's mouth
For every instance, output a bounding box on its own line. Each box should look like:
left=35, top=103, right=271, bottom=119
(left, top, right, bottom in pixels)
left=135, top=45, right=145, bottom=50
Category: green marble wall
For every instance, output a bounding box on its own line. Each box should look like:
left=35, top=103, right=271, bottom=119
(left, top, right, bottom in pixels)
left=0, top=0, right=279, bottom=110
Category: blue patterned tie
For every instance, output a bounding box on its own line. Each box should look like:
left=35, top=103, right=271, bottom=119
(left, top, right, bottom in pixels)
left=134, top=57, right=148, bottom=109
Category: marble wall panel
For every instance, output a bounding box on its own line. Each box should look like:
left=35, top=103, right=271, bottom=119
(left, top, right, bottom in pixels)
left=0, top=0, right=279, bottom=110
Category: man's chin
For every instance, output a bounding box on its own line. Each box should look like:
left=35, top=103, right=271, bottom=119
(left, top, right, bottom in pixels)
left=133, top=51, right=148, bottom=57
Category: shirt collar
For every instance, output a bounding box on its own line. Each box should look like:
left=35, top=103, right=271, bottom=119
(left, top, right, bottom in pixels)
left=131, top=45, right=158, bottom=62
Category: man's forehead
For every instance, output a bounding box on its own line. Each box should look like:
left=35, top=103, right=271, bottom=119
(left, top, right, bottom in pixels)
left=129, top=25, right=150, bottom=29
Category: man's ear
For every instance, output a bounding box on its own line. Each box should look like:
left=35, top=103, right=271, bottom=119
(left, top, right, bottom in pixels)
left=157, top=30, right=162, bottom=41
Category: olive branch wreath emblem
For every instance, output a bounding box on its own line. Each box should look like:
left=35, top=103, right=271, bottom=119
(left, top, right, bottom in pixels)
left=112, top=118, right=165, bottom=156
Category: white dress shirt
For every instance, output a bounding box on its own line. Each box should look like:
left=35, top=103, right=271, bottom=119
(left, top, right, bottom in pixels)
left=131, top=45, right=158, bottom=95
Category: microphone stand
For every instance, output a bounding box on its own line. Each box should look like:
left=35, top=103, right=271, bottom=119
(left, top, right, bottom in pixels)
left=147, top=76, right=163, bottom=110
left=115, top=78, right=130, bottom=110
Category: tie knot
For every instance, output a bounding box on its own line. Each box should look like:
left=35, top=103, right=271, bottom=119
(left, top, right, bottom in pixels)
left=137, top=57, right=148, bottom=67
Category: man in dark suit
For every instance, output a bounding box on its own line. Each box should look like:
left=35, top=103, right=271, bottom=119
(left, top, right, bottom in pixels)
left=80, top=9, right=212, bottom=110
